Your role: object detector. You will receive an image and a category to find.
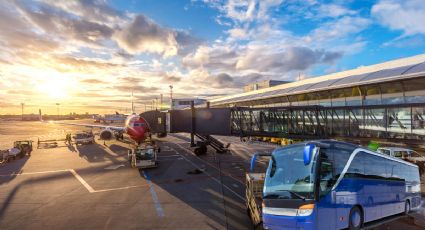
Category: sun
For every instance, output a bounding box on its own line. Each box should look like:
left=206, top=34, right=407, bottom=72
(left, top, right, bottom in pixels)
left=37, top=77, right=70, bottom=99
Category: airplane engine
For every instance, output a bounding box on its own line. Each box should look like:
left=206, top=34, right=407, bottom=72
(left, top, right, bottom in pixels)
left=99, top=129, right=113, bottom=140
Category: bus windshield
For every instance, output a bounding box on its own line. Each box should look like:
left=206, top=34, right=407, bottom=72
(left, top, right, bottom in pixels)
left=264, top=145, right=317, bottom=200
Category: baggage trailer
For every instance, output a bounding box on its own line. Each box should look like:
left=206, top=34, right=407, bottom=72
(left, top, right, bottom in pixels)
left=246, top=172, right=265, bottom=229
left=246, top=152, right=271, bottom=229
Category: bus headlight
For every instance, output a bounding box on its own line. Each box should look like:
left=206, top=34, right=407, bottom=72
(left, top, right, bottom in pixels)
left=297, top=204, right=314, bottom=216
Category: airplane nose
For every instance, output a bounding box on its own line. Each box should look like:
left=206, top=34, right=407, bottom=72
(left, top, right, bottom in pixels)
left=133, top=127, right=145, bottom=137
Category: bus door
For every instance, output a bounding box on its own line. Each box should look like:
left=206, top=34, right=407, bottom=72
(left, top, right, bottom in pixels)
left=315, top=146, right=353, bottom=230
left=315, top=149, right=337, bottom=230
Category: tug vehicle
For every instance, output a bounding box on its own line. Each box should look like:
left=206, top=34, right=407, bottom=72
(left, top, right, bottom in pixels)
left=128, top=142, right=160, bottom=169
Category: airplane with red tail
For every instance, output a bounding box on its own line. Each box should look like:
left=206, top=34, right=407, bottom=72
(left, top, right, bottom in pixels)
left=39, top=109, right=151, bottom=145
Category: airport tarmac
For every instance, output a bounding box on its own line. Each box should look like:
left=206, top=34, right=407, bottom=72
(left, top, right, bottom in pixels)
left=0, top=120, right=424, bottom=229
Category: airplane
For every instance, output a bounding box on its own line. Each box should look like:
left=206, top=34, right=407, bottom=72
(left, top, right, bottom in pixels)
left=38, top=108, right=151, bottom=145
left=93, top=112, right=127, bottom=123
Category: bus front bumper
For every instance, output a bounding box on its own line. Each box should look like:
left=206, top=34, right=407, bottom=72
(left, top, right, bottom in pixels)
left=263, top=213, right=314, bottom=230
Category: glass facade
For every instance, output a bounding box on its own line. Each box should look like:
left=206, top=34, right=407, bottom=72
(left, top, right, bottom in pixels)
left=217, top=77, right=425, bottom=109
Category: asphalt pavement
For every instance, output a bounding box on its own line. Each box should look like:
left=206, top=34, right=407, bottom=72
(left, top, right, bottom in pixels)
left=0, top=120, right=424, bottom=229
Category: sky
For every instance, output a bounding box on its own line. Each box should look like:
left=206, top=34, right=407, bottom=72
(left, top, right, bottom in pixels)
left=0, top=0, right=425, bottom=115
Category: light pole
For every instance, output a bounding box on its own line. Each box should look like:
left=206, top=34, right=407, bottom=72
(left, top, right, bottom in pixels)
left=169, top=85, right=173, bottom=110
left=160, top=94, right=163, bottom=111
left=56, top=103, right=60, bottom=120
left=21, top=103, right=24, bottom=121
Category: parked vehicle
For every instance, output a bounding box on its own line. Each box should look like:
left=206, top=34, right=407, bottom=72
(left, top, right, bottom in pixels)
left=377, top=147, right=425, bottom=175
left=73, top=131, right=95, bottom=145
left=0, top=140, right=33, bottom=163
left=128, top=143, right=159, bottom=169
left=13, top=140, right=33, bottom=157
left=251, top=140, right=421, bottom=230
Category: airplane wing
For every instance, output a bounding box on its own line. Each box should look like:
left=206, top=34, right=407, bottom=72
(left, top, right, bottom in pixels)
left=47, top=120, right=126, bottom=131
left=39, top=109, right=125, bottom=131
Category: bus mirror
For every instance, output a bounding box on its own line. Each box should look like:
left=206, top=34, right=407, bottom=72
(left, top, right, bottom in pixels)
left=250, top=152, right=272, bottom=171
left=304, top=144, right=315, bottom=165
left=250, top=153, right=259, bottom=172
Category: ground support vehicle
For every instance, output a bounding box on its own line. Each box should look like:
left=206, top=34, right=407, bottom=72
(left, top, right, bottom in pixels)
left=0, top=140, right=33, bottom=163
left=128, top=143, right=159, bottom=169
left=246, top=172, right=265, bottom=229
left=0, top=148, right=19, bottom=163
left=246, top=152, right=271, bottom=229
left=13, top=140, right=33, bottom=157
left=73, top=131, right=95, bottom=145
left=378, top=147, right=425, bottom=175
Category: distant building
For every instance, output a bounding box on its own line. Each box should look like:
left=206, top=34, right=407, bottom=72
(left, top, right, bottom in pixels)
left=243, top=80, right=291, bottom=92
left=171, top=98, right=207, bottom=110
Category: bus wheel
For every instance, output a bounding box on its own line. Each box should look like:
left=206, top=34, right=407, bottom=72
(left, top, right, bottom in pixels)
left=349, top=206, right=363, bottom=230
left=405, top=200, right=410, bottom=215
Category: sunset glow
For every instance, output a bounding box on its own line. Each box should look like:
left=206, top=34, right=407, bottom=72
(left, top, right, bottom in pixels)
left=0, top=0, right=424, bottom=115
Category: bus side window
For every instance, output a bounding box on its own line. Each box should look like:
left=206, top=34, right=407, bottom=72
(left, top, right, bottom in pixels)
left=387, top=162, right=401, bottom=180
left=318, top=148, right=351, bottom=197
left=364, top=154, right=386, bottom=179
left=345, top=153, right=364, bottom=178
left=319, top=154, right=334, bottom=197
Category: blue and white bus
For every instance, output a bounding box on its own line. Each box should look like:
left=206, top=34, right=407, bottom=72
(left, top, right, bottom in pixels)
left=261, top=140, right=421, bottom=230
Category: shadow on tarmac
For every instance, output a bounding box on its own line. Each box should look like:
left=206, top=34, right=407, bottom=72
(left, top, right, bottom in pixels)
left=0, top=170, right=72, bottom=221
left=0, top=156, right=30, bottom=185
left=75, top=143, right=129, bottom=164
left=137, top=140, right=253, bottom=230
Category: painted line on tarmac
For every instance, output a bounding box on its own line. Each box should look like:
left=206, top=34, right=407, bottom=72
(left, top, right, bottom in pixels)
left=104, top=164, right=125, bottom=170
left=157, top=154, right=181, bottom=158
left=143, top=170, right=165, bottom=217
left=0, top=169, right=70, bottom=177
left=93, top=184, right=147, bottom=193
left=169, top=144, right=245, bottom=202
left=69, top=169, right=95, bottom=193
left=0, top=168, right=150, bottom=194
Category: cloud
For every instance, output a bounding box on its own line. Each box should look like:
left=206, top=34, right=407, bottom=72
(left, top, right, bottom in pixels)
left=161, top=74, right=181, bottom=83
left=113, top=15, right=178, bottom=56
left=308, top=16, right=371, bottom=43
left=80, top=79, right=107, bottom=84
left=7, top=89, right=37, bottom=95
left=44, top=0, right=126, bottom=25
left=317, top=4, right=356, bottom=18
left=75, top=92, right=107, bottom=97
left=372, top=0, right=425, bottom=36
left=190, top=71, right=264, bottom=89
left=236, top=46, right=342, bottom=72
left=182, top=45, right=238, bottom=71
left=16, top=0, right=114, bottom=44
left=113, top=84, right=159, bottom=93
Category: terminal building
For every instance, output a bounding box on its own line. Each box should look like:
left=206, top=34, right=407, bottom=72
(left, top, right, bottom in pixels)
left=243, top=80, right=291, bottom=92
left=204, top=54, right=425, bottom=143
left=171, top=98, right=207, bottom=110
left=210, top=54, right=425, bottom=108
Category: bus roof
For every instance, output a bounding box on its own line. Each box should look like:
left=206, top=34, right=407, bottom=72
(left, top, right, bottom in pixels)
left=274, top=140, right=418, bottom=168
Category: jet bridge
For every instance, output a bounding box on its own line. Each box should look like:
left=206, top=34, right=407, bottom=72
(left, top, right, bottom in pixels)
left=141, top=102, right=425, bottom=150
